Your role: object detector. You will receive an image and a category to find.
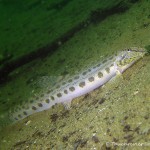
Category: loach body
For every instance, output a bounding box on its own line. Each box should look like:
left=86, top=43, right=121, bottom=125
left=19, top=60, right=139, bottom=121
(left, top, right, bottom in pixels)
left=9, top=47, right=145, bottom=123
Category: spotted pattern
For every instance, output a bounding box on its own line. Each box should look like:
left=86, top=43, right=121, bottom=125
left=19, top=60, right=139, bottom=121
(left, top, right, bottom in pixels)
left=88, top=76, right=95, bottom=82
left=105, top=67, right=110, bottom=73
left=108, top=56, right=114, bottom=60
left=82, top=71, right=87, bottom=75
left=96, top=63, right=101, bottom=67
left=30, top=100, right=34, bottom=103
left=51, top=96, right=55, bottom=100
left=57, top=93, right=62, bottom=97
left=23, top=111, right=27, bottom=115
left=102, top=59, right=107, bottom=63
left=56, top=85, right=60, bottom=89
left=32, top=106, right=37, bottom=110
left=47, top=90, right=51, bottom=94
left=98, top=72, right=103, bottom=78
left=68, top=79, right=72, bottom=83
left=93, top=66, right=96, bottom=69
left=74, top=76, right=80, bottom=80
left=64, top=90, right=68, bottom=94
left=40, top=94, right=44, bottom=97
left=45, top=99, right=50, bottom=103
left=110, top=63, right=114, bottom=67
left=18, top=114, right=22, bottom=118
left=79, top=82, right=85, bottom=88
left=38, top=103, right=43, bottom=107
left=69, top=86, right=75, bottom=92
left=35, top=97, right=39, bottom=100
left=10, top=48, right=145, bottom=123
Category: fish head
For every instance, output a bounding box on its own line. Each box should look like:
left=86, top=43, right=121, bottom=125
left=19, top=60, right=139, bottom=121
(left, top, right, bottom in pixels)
left=115, top=48, right=145, bottom=73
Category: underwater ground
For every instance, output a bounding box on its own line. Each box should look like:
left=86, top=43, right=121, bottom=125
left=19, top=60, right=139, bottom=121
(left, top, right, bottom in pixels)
left=0, top=0, right=150, bottom=149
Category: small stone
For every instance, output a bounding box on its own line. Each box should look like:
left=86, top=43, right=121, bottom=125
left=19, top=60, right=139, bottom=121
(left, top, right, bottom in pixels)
left=123, top=124, right=131, bottom=132
left=99, top=98, right=106, bottom=104
left=133, top=90, right=139, bottom=95
left=25, top=120, right=31, bottom=126
left=92, top=135, right=100, bottom=143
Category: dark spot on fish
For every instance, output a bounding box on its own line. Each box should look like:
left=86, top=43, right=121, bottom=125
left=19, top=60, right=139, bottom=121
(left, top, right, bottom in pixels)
left=88, top=76, right=94, bottom=82
left=56, top=85, right=60, bottom=89
left=30, top=100, right=34, bottom=103
left=69, top=86, right=75, bottom=92
left=96, top=63, right=101, bottom=67
left=38, top=103, right=43, bottom=107
left=45, top=99, right=50, bottom=103
left=23, top=111, right=27, bottom=115
left=62, top=82, right=66, bottom=85
left=64, top=89, right=68, bottom=94
left=105, top=67, right=110, bottom=73
left=98, top=72, right=103, bottom=78
left=68, top=79, right=72, bottom=83
left=40, top=94, right=44, bottom=97
left=18, top=114, right=22, bottom=118
left=51, top=96, right=55, bottom=100
left=79, top=81, right=85, bottom=88
left=35, top=96, right=39, bottom=100
left=32, top=106, right=37, bottom=110
left=46, top=90, right=51, bottom=94
left=110, top=63, right=114, bottom=67
left=74, top=76, right=80, bottom=80
left=102, top=59, right=107, bottom=63
left=82, top=71, right=87, bottom=76
left=57, top=93, right=62, bottom=97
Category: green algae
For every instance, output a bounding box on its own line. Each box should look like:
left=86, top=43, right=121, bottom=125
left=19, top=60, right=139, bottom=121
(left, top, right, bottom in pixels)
left=145, top=45, right=150, bottom=55
left=0, top=0, right=150, bottom=149
left=0, top=0, right=122, bottom=64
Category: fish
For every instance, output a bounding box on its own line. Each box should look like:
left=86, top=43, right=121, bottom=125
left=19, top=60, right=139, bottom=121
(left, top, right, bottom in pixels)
left=9, top=47, right=146, bottom=123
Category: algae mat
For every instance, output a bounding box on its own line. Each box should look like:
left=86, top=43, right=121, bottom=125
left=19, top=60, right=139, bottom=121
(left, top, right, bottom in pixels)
left=0, top=0, right=122, bottom=64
